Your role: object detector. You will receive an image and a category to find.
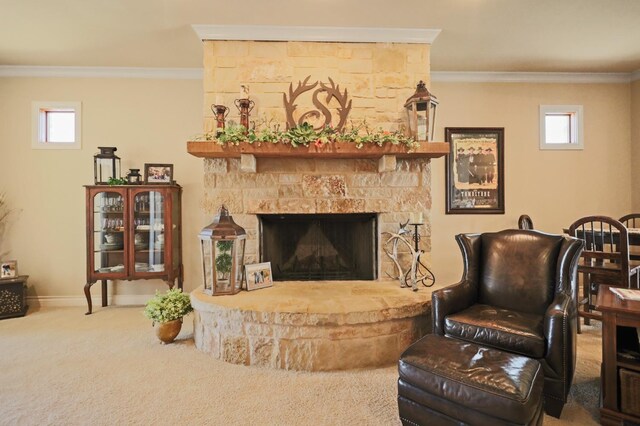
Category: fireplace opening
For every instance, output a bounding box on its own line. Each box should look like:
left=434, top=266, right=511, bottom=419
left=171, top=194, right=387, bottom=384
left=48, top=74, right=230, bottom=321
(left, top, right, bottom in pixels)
left=259, top=213, right=377, bottom=281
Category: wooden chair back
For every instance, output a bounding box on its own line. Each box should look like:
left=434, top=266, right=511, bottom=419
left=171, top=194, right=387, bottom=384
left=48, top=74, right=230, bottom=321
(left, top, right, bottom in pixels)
left=568, top=216, right=633, bottom=288
left=568, top=216, right=640, bottom=331
left=619, top=213, right=640, bottom=229
left=518, top=214, right=534, bottom=230
left=619, top=213, right=640, bottom=261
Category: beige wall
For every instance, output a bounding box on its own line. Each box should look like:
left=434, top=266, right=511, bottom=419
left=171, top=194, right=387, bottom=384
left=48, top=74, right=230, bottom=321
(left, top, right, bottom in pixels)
left=430, top=82, right=633, bottom=284
left=632, top=80, right=640, bottom=210
left=0, top=77, right=204, bottom=301
left=0, top=76, right=635, bottom=299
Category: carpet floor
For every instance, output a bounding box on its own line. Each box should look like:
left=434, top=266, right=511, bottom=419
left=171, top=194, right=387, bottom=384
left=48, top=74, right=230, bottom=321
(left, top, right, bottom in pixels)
left=0, top=306, right=602, bottom=425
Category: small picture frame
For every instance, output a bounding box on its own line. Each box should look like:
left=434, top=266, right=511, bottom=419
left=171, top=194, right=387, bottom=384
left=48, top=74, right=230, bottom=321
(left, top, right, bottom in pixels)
left=1, top=260, right=17, bottom=278
left=245, top=262, right=273, bottom=291
left=144, top=164, right=173, bottom=184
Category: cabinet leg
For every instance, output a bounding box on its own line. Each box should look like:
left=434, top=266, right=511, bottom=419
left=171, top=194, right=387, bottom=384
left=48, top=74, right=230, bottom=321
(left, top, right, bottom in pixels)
left=178, top=264, right=184, bottom=290
left=84, top=282, right=94, bottom=315
left=101, top=280, right=108, bottom=307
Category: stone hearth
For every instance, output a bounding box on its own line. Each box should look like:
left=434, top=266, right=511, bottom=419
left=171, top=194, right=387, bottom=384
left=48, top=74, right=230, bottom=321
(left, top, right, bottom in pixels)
left=191, top=281, right=432, bottom=370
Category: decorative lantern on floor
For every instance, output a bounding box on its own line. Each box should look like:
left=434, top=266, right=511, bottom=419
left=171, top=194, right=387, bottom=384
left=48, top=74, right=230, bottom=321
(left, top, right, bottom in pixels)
left=199, top=205, right=246, bottom=296
left=93, top=147, right=121, bottom=185
left=404, top=81, right=439, bottom=142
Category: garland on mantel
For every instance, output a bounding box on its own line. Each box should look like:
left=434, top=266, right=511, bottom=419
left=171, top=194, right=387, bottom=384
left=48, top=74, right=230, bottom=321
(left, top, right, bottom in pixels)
left=194, top=122, right=419, bottom=150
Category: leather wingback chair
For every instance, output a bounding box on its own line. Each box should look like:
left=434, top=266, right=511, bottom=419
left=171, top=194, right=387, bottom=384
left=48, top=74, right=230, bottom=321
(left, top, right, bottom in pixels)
left=432, top=229, right=584, bottom=418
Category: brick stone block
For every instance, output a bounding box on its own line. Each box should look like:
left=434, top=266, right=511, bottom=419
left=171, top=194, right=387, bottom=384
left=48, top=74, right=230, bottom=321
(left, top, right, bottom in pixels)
left=287, top=41, right=338, bottom=57
left=240, top=154, right=257, bottom=173
left=373, top=47, right=406, bottom=73
left=249, top=41, right=288, bottom=58
left=302, top=175, right=347, bottom=197
left=378, top=155, right=397, bottom=173
left=210, top=40, right=249, bottom=57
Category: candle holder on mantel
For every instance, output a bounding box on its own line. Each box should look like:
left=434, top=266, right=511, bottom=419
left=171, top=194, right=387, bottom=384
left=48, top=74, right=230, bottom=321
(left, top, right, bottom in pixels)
left=234, top=98, right=255, bottom=133
left=407, top=219, right=436, bottom=290
left=211, top=104, right=230, bottom=136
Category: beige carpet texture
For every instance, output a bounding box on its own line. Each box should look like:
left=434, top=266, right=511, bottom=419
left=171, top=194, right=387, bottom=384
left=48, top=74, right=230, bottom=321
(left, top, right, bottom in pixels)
left=0, top=306, right=601, bottom=425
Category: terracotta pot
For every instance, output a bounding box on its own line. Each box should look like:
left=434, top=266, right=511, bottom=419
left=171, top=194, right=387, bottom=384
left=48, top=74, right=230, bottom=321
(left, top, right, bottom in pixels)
left=155, top=319, right=182, bottom=344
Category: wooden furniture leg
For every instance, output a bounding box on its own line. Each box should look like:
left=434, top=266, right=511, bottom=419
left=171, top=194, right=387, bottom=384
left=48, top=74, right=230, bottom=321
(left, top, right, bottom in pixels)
left=101, top=279, right=107, bottom=307
left=583, top=273, right=591, bottom=325
left=84, top=281, right=94, bottom=315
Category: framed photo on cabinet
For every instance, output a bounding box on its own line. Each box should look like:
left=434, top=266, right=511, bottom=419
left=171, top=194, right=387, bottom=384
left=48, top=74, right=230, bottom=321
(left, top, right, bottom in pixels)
left=144, top=164, right=173, bottom=184
left=445, top=127, right=505, bottom=214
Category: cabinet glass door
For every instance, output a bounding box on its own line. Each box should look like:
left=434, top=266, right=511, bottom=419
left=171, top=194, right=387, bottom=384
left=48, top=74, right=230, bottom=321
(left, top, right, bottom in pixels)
left=133, top=191, right=165, bottom=273
left=93, top=191, right=126, bottom=274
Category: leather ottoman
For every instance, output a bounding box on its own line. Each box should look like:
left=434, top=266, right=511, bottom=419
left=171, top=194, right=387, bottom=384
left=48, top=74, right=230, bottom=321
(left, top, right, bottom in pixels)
left=398, top=335, right=544, bottom=426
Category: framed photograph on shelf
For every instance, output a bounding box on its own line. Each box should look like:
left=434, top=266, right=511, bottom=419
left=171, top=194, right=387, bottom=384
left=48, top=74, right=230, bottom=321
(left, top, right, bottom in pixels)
left=245, top=262, right=273, bottom=291
left=1, top=260, right=17, bottom=278
left=144, top=164, right=173, bottom=184
left=445, top=127, right=505, bottom=214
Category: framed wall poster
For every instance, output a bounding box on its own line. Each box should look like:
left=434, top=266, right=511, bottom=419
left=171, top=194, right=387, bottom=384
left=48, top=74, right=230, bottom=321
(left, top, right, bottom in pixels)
left=245, top=262, right=273, bottom=291
left=1, top=260, right=17, bottom=278
left=144, top=164, right=173, bottom=184
left=445, top=127, right=505, bottom=214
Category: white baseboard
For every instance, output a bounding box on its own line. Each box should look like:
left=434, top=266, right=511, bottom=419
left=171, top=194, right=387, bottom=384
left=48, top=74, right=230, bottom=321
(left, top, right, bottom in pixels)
left=28, top=295, right=150, bottom=308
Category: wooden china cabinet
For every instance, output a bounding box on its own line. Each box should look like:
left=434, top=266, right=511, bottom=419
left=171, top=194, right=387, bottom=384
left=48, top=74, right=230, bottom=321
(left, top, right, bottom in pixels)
left=84, top=184, right=182, bottom=315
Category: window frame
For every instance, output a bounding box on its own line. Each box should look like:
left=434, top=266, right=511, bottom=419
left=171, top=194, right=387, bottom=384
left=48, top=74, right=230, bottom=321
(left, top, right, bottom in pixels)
left=32, top=101, right=82, bottom=150
left=539, top=105, right=583, bottom=150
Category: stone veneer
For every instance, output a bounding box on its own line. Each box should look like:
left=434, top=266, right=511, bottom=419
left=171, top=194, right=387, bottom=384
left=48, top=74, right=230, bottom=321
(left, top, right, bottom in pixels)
left=193, top=38, right=436, bottom=370
left=202, top=40, right=431, bottom=133
left=201, top=40, right=434, bottom=277
left=202, top=157, right=431, bottom=278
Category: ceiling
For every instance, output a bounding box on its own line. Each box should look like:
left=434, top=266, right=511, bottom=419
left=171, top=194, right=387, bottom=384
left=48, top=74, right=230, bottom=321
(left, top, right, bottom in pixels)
left=2, top=0, right=640, bottom=73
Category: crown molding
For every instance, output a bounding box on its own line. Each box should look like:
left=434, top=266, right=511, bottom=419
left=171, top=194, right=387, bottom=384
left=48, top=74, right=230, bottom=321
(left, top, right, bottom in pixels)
left=2, top=66, right=638, bottom=84
left=192, top=24, right=441, bottom=44
left=0, top=66, right=203, bottom=79
left=432, top=71, right=632, bottom=84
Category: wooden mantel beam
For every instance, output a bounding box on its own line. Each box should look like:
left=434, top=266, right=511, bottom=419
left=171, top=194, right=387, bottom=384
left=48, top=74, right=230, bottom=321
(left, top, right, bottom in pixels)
left=186, top=141, right=449, bottom=160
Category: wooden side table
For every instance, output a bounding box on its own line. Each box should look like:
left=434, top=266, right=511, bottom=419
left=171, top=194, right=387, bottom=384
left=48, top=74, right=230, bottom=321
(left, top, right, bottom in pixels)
left=596, top=285, right=640, bottom=425
left=0, top=275, right=28, bottom=319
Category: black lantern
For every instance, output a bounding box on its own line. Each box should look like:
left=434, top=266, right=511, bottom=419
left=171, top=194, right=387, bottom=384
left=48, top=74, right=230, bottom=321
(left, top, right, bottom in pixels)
left=199, top=205, right=246, bottom=296
left=404, top=81, right=439, bottom=142
left=126, top=168, right=142, bottom=185
left=93, top=147, right=121, bottom=185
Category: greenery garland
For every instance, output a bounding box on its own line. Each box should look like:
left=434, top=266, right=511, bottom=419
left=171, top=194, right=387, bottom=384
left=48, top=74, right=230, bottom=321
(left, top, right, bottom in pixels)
left=195, top=121, right=419, bottom=151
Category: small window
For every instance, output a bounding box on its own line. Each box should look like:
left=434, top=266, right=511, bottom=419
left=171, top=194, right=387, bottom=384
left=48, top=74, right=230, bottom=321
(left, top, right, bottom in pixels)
left=32, top=101, right=82, bottom=149
left=539, top=105, right=583, bottom=150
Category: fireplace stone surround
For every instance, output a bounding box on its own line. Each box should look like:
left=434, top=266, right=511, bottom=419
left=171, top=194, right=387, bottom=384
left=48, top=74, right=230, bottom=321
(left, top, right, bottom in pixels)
left=189, top=29, right=443, bottom=370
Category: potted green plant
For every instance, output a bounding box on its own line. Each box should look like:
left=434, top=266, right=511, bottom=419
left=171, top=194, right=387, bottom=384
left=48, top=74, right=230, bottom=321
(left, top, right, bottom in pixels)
left=143, top=288, right=193, bottom=344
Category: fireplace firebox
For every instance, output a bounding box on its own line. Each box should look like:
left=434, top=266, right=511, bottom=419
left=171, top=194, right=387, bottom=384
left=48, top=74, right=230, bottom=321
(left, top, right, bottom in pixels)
left=259, top=214, right=377, bottom=281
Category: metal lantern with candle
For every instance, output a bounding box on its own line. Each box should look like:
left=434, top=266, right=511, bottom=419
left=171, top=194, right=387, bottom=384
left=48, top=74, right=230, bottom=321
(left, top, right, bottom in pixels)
left=126, top=168, right=142, bottom=184
left=404, top=81, right=439, bottom=142
left=199, top=205, right=246, bottom=296
left=93, top=147, right=121, bottom=185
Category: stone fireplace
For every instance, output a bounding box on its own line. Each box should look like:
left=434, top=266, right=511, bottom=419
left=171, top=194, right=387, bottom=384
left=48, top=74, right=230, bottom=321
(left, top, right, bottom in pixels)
left=188, top=27, right=444, bottom=370
left=197, top=37, right=436, bottom=280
